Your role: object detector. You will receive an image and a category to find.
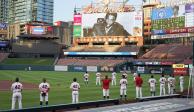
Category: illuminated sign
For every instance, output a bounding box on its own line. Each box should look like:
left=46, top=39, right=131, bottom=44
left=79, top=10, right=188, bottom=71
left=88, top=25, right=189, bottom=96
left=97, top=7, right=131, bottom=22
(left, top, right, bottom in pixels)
left=74, top=14, right=82, bottom=25
left=0, top=23, right=7, bottom=29
left=82, top=12, right=142, bottom=37
left=152, top=17, right=185, bottom=30
left=64, top=52, right=137, bottom=56
left=31, top=26, right=46, bottom=35
left=152, top=27, right=194, bottom=35
left=172, top=64, right=185, bottom=68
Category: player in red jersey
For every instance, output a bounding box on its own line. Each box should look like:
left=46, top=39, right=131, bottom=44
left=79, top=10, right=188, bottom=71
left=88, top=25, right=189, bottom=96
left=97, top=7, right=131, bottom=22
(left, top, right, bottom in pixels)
left=135, top=74, right=143, bottom=98
left=102, top=75, right=111, bottom=99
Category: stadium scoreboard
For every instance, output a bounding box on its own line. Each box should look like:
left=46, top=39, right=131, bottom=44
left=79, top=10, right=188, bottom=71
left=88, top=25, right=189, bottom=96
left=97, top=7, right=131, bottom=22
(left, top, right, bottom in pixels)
left=152, top=17, right=185, bottom=30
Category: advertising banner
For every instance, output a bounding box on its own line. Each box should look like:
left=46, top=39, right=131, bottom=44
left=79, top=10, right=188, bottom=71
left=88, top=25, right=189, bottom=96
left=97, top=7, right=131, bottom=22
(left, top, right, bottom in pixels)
left=173, top=68, right=188, bottom=75
left=151, top=33, right=192, bottom=39
left=172, top=64, right=185, bottom=68
left=64, top=52, right=137, bottom=56
left=152, top=5, right=185, bottom=20
left=54, top=65, right=68, bottom=71
left=74, top=14, right=82, bottom=25
left=31, top=26, right=46, bottom=35
left=0, top=23, right=7, bottom=29
left=82, top=12, right=142, bottom=37
left=137, top=66, right=144, bottom=73
left=152, top=27, right=194, bottom=35
left=73, top=25, right=82, bottom=37
left=152, top=7, right=173, bottom=20
left=185, top=12, right=194, bottom=27
left=87, top=66, right=97, bottom=72
left=185, top=3, right=194, bottom=13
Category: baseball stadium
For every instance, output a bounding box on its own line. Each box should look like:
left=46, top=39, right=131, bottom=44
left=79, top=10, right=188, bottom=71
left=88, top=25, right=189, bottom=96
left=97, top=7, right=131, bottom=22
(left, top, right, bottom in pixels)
left=0, top=0, right=194, bottom=112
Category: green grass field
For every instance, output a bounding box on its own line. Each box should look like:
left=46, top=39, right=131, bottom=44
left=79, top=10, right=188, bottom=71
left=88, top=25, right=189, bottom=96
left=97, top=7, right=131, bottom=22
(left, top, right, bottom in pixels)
left=0, top=70, right=190, bottom=110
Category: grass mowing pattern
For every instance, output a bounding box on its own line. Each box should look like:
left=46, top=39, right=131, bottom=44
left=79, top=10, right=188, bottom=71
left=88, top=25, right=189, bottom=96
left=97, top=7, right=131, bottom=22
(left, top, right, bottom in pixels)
left=1, top=58, right=54, bottom=65
left=0, top=70, right=190, bottom=110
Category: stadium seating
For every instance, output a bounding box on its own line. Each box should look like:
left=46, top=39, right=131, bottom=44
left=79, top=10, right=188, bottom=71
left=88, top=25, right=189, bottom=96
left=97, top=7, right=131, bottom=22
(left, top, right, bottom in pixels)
left=57, top=58, right=127, bottom=66
left=141, top=44, right=192, bottom=60
left=117, top=45, right=140, bottom=52
left=0, top=53, right=9, bottom=62
left=12, top=40, right=60, bottom=54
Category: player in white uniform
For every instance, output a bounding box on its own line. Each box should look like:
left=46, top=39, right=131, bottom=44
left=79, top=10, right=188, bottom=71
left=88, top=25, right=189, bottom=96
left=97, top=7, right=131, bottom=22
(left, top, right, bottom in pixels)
left=11, top=77, right=23, bottom=110
left=111, top=72, right=117, bottom=85
left=167, top=75, right=176, bottom=94
left=70, top=78, right=80, bottom=103
left=122, top=72, right=128, bottom=79
left=148, top=75, right=157, bottom=96
left=84, top=72, right=89, bottom=86
left=39, top=78, right=50, bottom=106
left=96, top=72, right=101, bottom=85
left=133, top=72, right=137, bottom=81
left=120, top=75, right=128, bottom=100
left=179, top=74, right=184, bottom=92
left=159, top=74, right=166, bottom=96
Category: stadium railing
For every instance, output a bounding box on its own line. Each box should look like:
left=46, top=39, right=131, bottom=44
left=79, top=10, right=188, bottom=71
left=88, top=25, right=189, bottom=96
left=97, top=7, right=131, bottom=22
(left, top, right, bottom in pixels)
left=137, top=94, right=181, bottom=102
left=1, top=99, right=119, bottom=112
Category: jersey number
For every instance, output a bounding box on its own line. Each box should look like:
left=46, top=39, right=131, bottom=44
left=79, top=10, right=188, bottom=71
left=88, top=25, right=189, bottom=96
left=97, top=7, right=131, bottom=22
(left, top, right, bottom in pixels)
left=42, top=85, right=47, bottom=89
left=73, top=85, right=78, bottom=88
left=15, top=85, right=21, bottom=89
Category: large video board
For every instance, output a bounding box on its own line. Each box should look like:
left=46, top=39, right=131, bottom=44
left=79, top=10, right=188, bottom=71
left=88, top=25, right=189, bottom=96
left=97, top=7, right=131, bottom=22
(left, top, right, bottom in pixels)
left=81, top=12, right=143, bottom=37
left=151, top=3, right=194, bottom=36
left=152, top=16, right=185, bottom=30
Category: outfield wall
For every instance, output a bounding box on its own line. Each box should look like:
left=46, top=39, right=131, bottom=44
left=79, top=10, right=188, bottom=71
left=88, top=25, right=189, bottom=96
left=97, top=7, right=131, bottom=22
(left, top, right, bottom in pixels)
left=0, top=65, right=54, bottom=71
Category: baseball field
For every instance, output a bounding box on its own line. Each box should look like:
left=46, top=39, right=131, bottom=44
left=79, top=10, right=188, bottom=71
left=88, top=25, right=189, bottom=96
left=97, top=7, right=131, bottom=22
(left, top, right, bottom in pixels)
left=0, top=70, right=190, bottom=110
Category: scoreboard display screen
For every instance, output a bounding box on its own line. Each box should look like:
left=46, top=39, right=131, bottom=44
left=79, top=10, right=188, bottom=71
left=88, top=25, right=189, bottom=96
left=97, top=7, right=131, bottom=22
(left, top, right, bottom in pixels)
left=152, top=16, right=185, bottom=30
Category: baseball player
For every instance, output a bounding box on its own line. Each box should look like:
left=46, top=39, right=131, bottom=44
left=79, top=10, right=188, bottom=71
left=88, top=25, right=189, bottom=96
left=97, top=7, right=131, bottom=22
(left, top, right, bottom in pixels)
left=122, top=71, right=128, bottom=79
left=168, top=75, right=175, bottom=94
left=70, top=78, right=80, bottom=103
left=96, top=72, right=101, bottom=85
left=83, top=72, right=89, bottom=86
left=135, top=74, right=143, bottom=98
left=148, top=75, right=157, bottom=96
left=11, top=77, right=23, bottom=110
left=102, top=75, right=112, bottom=99
left=159, top=74, right=166, bottom=96
left=39, top=78, right=50, bottom=106
left=111, top=71, right=117, bottom=86
left=179, top=74, right=184, bottom=92
left=133, top=72, right=137, bottom=81
left=120, top=75, right=128, bottom=100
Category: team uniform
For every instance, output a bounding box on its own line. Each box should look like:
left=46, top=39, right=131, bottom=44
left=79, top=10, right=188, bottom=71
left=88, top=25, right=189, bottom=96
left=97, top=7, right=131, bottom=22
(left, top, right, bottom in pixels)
left=70, top=82, right=80, bottom=103
left=133, top=73, right=137, bottom=81
left=179, top=76, right=184, bottom=92
left=11, top=82, right=23, bottom=109
left=135, top=76, right=143, bottom=98
left=111, top=72, right=117, bottom=85
left=148, top=78, right=157, bottom=96
left=39, top=82, right=50, bottom=106
left=168, top=76, right=175, bottom=94
left=102, top=78, right=111, bottom=99
left=84, top=72, right=89, bottom=85
left=159, top=77, right=166, bottom=96
left=122, top=72, right=128, bottom=79
left=120, top=78, right=128, bottom=99
left=96, top=72, right=101, bottom=85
